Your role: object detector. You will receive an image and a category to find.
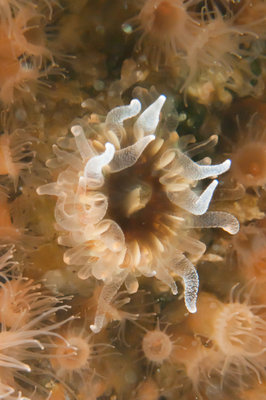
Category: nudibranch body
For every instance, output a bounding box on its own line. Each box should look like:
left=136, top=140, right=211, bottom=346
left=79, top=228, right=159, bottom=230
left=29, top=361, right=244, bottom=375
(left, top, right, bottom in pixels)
left=38, top=95, right=239, bottom=333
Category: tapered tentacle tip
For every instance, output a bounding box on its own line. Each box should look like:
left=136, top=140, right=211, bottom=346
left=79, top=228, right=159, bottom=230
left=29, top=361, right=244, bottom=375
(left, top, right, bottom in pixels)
left=105, top=142, right=115, bottom=152
left=185, top=291, right=198, bottom=313
left=222, top=215, right=240, bottom=235
left=158, top=94, right=167, bottom=105
left=71, top=125, right=83, bottom=136
left=188, top=304, right=197, bottom=313
left=223, top=158, right=231, bottom=172
left=185, top=294, right=198, bottom=313
left=130, top=98, right=142, bottom=110
left=90, top=324, right=101, bottom=333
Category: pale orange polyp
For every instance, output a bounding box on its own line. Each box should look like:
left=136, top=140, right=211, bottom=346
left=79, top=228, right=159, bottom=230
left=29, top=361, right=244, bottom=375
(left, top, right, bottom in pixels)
left=136, top=378, right=160, bottom=400
left=54, top=336, right=91, bottom=371
left=0, top=196, right=20, bottom=239
left=0, top=135, right=14, bottom=177
left=187, top=292, right=223, bottom=338
left=50, top=325, right=95, bottom=381
left=231, top=142, right=266, bottom=188
left=0, top=280, right=31, bottom=328
left=186, top=289, right=266, bottom=386
left=153, top=1, right=180, bottom=32
left=0, top=3, right=53, bottom=104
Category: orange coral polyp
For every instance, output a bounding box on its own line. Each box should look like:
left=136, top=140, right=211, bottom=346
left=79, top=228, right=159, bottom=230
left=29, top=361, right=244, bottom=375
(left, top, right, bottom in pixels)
left=132, top=0, right=200, bottom=67
left=54, top=336, right=91, bottom=371
left=187, top=290, right=266, bottom=385
left=0, top=196, right=20, bottom=239
left=50, top=325, right=99, bottom=381
left=231, top=142, right=266, bottom=188
left=0, top=2, right=52, bottom=104
left=0, top=135, right=16, bottom=177
left=152, top=1, right=181, bottom=33
left=0, top=131, right=33, bottom=189
left=142, top=329, right=173, bottom=363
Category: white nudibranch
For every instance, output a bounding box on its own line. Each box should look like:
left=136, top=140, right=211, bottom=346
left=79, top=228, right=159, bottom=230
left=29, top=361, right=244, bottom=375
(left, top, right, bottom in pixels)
left=37, top=94, right=239, bottom=333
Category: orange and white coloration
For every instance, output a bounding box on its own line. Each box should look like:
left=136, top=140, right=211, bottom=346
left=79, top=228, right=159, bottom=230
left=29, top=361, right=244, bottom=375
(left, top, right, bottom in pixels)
left=141, top=322, right=175, bottom=365
left=231, top=220, right=266, bottom=284
left=0, top=260, right=73, bottom=399
left=234, top=0, right=266, bottom=35
left=238, top=381, right=266, bottom=400
left=171, top=334, right=224, bottom=392
left=37, top=95, right=239, bottom=333
left=0, top=1, right=54, bottom=105
left=0, top=193, right=21, bottom=240
left=229, top=116, right=266, bottom=191
left=180, top=3, right=264, bottom=94
left=0, top=275, right=67, bottom=329
left=0, top=130, right=34, bottom=189
left=76, top=285, right=140, bottom=334
left=134, top=378, right=160, bottom=400
left=187, top=289, right=266, bottom=387
left=125, top=0, right=201, bottom=68
left=50, top=322, right=110, bottom=382
left=127, top=1, right=264, bottom=100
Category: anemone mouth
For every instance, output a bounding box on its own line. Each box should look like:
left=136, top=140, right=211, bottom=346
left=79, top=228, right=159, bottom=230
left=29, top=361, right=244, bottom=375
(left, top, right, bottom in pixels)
left=105, top=136, right=180, bottom=248
left=38, top=94, right=238, bottom=332
left=232, top=142, right=266, bottom=187
left=142, top=330, right=173, bottom=363
left=215, top=303, right=260, bottom=355
left=56, top=335, right=91, bottom=371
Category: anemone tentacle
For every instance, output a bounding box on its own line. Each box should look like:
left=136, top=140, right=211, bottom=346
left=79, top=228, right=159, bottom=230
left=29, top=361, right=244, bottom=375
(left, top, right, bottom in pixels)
left=38, top=94, right=238, bottom=332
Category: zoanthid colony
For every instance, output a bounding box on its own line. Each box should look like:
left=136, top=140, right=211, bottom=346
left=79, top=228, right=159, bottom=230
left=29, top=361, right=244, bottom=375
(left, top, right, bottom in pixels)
left=0, top=0, right=265, bottom=399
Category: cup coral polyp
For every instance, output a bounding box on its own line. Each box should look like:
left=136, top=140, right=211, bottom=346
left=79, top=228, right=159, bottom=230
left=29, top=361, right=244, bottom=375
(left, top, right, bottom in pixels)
left=51, top=325, right=94, bottom=381
left=229, top=116, right=266, bottom=191
left=188, top=290, right=266, bottom=387
left=0, top=130, right=34, bottom=189
left=0, top=248, right=74, bottom=399
left=127, top=0, right=201, bottom=67
left=0, top=2, right=53, bottom=104
left=231, top=220, right=266, bottom=285
left=37, top=94, right=239, bottom=333
left=142, top=324, right=175, bottom=365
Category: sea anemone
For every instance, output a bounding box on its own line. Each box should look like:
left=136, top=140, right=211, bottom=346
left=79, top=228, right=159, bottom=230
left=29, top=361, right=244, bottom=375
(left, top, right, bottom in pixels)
left=125, top=0, right=263, bottom=101
left=0, top=275, right=65, bottom=329
left=0, top=1, right=54, bottom=105
left=229, top=115, right=266, bottom=191
left=0, top=192, right=21, bottom=240
left=37, top=94, right=239, bottom=333
left=0, top=130, right=34, bottom=189
left=0, top=247, right=74, bottom=399
left=171, top=333, right=224, bottom=393
left=134, top=378, right=160, bottom=400
left=187, top=288, right=266, bottom=388
left=180, top=3, right=263, bottom=96
left=74, top=285, right=140, bottom=335
left=141, top=321, right=177, bottom=365
left=50, top=322, right=111, bottom=382
left=124, top=0, right=201, bottom=68
left=0, top=284, right=73, bottom=398
left=230, top=219, right=266, bottom=303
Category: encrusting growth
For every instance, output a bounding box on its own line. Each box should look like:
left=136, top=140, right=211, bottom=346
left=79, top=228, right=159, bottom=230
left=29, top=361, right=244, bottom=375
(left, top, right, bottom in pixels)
left=37, top=95, right=239, bottom=333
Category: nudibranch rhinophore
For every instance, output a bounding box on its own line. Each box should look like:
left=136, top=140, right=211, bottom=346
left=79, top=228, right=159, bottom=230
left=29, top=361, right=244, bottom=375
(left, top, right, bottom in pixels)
left=37, top=94, right=239, bottom=333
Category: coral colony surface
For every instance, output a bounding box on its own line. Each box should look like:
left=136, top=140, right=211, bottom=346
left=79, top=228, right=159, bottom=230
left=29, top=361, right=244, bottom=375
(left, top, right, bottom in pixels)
left=0, top=0, right=266, bottom=399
